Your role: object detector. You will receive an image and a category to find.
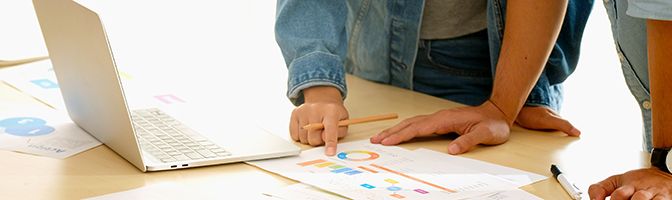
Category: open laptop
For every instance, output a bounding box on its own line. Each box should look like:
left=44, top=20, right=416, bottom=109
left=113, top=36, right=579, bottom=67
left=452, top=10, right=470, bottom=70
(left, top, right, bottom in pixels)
left=32, top=0, right=300, bottom=172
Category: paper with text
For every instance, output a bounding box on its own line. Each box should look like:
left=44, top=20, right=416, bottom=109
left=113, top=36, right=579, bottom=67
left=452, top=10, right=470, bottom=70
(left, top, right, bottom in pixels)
left=0, top=108, right=101, bottom=159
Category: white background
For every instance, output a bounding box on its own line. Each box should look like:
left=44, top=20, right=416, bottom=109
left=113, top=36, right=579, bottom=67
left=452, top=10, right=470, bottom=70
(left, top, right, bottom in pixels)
left=0, top=1, right=642, bottom=152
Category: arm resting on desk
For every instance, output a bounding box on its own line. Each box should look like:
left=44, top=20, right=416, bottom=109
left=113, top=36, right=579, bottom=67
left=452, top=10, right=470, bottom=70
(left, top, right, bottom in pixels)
left=371, top=0, right=576, bottom=154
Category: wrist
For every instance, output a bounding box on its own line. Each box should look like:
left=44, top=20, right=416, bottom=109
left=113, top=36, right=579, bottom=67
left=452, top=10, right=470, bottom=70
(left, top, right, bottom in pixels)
left=483, top=100, right=515, bottom=126
left=303, top=86, right=343, bottom=104
left=485, top=99, right=515, bottom=125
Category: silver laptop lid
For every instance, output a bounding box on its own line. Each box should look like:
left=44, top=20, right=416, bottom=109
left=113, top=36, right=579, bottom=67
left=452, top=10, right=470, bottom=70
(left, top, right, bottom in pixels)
left=33, top=0, right=147, bottom=171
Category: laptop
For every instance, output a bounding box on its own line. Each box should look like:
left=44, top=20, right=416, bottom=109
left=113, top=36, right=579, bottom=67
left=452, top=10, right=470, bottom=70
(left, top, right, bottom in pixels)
left=32, top=0, right=300, bottom=172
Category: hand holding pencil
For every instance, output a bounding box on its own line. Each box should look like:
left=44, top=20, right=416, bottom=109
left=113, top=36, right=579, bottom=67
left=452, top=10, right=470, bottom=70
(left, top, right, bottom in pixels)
left=291, top=86, right=397, bottom=156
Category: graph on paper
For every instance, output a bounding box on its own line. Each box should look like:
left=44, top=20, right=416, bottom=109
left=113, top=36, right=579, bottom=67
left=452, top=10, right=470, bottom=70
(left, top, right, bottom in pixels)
left=249, top=140, right=523, bottom=200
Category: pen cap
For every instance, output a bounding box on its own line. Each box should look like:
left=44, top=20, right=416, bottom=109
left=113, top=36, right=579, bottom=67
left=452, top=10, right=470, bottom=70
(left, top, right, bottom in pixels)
left=550, top=164, right=561, bottom=179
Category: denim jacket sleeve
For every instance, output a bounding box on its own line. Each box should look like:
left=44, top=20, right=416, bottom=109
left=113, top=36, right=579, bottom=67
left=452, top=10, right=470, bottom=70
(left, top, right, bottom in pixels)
left=275, top=0, right=348, bottom=106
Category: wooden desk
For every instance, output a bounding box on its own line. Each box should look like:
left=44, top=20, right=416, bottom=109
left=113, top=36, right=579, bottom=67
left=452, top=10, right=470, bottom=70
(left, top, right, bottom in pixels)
left=0, top=74, right=648, bottom=200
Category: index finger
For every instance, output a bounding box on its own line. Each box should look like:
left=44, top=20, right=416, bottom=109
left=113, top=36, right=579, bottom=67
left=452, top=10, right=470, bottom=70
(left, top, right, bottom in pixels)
left=322, top=115, right=340, bottom=156
left=588, top=175, right=620, bottom=200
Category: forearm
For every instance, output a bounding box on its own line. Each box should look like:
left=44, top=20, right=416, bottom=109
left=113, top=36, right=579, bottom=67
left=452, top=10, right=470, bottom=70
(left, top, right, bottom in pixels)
left=489, top=0, right=568, bottom=123
left=276, top=0, right=348, bottom=105
left=647, top=19, right=672, bottom=148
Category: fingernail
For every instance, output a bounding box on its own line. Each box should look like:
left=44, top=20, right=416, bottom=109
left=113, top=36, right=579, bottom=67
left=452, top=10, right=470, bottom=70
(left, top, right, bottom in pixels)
left=570, top=127, right=581, bottom=136
left=381, top=138, right=390, bottom=145
left=326, top=147, right=336, bottom=156
left=448, top=144, right=460, bottom=155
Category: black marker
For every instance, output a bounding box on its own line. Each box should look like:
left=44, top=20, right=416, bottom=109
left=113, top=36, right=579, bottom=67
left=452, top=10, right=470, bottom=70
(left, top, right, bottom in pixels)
left=551, top=164, right=582, bottom=200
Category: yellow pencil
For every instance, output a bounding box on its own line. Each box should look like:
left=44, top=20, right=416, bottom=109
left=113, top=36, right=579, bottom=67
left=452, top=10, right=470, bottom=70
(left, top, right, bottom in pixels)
left=302, top=113, right=398, bottom=130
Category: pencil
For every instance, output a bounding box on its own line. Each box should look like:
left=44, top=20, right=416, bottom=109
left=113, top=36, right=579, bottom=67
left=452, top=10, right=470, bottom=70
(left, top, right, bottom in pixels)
left=301, top=113, right=399, bottom=130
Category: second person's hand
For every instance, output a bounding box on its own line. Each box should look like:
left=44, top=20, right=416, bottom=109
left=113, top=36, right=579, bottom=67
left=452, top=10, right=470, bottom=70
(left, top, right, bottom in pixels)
left=370, top=100, right=510, bottom=155
left=289, top=86, right=349, bottom=156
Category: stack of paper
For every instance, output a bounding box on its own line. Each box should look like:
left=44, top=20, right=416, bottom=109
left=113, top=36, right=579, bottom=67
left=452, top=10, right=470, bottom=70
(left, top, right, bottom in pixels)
left=249, top=140, right=546, bottom=200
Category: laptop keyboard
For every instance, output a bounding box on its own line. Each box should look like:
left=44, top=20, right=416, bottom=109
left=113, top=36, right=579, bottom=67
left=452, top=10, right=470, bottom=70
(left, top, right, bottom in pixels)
left=131, top=108, right=231, bottom=163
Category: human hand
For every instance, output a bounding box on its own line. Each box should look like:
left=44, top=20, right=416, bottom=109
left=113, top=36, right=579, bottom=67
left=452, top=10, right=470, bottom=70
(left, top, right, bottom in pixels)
left=369, top=100, right=510, bottom=155
left=515, top=106, right=581, bottom=136
left=589, top=168, right=672, bottom=199
left=290, top=86, right=349, bottom=156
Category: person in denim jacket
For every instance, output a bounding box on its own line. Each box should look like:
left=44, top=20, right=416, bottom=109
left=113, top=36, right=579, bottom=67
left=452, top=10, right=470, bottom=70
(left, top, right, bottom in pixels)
left=588, top=0, right=672, bottom=198
left=276, top=0, right=592, bottom=156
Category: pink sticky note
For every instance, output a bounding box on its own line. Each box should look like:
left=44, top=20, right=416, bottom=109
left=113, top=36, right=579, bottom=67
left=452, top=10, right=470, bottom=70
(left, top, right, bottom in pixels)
left=154, top=94, right=185, bottom=104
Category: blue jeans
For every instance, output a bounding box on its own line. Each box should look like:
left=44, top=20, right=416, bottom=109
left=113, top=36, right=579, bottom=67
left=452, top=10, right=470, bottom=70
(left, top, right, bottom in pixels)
left=603, top=0, right=653, bottom=151
left=413, top=28, right=565, bottom=112
left=413, top=30, right=493, bottom=106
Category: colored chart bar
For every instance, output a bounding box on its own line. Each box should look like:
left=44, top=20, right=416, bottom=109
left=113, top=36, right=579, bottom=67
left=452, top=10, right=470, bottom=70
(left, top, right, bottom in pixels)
left=337, top=150, right=380, bottom=161
left=345, top=170, right=362, bottom=175
left=361, top=184, right=376, bottom=189
left=296, top=159, right=326, bottom=167
left=118, top=71, right=133, bottom=80
left=358, top=166, right=378, bottom=173
left=414, top=189, right=429, bottom=194
left=30, top=79, right=59, bottom=89
left=387, top=186, right=402, bottom=191
left=385, top=178, right=399, bottom=184
left=370, top=164, right=456, bottom=193
left=315, top=162, right=334, bottom=168
left=390, top=194, right=405, bottom=199
left=154, top=94, right=185, bottom=104
left=331, top=168, right=352, bottom=173
left=329, top=165, right=346, bottom=169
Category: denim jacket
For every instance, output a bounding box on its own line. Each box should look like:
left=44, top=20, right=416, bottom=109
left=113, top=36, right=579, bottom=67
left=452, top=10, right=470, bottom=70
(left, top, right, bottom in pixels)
left=276, top=0, right=593, bottom=110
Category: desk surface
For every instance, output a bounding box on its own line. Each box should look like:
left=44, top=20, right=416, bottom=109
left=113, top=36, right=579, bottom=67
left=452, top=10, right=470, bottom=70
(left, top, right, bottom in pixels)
left=0, top=73, right=647, bottom=200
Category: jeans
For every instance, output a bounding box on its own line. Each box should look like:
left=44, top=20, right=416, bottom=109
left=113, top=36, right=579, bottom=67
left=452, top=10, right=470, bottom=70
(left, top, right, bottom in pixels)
left=603, top=0, right=653, bottom=151
left=413, top=27, right=566, bottom=112
left=413, top=30, right=493, bottom=106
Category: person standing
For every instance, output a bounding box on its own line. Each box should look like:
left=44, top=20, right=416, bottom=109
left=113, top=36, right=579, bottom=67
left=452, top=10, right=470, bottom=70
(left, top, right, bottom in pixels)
left=276, top=0, right=592, bottom=155
left=589, top=0, right=672, bottom=198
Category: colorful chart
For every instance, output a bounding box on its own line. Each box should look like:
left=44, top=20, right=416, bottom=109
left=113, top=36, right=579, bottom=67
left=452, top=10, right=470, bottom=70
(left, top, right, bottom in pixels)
left=296, top=159, right=365, bottom=176
left=360, top=178, right=430, bottom=199
left=293, top=150, right=452, bottom=199
left=337, top=150, right=380, bottom=161
left=0, top=117, right=55, bottom=136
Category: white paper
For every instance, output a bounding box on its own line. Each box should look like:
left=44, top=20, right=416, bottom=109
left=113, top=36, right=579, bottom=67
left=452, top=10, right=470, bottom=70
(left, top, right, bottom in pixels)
left=248, top=140, right=526, bottom=200
left=447, top=189, right=543, bottom=200
left=412, top=148, right=547, bottom=187
left=267, top=183, right=542, bottom=200
left=0, top=60, right=65, bottom=109
left=0, top=108, right=101, bottom=159
left=264, top=183, right=348, bottom=200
